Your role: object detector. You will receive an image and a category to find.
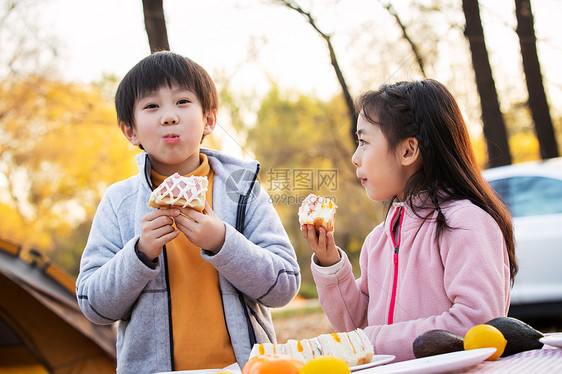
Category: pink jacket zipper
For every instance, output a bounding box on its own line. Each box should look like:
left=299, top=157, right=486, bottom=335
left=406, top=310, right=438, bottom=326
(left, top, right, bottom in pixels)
left=388, top=205, right=405, bottom=324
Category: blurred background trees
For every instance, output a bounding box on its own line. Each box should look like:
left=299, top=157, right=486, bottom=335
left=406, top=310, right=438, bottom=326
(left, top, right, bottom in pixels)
left=0, top=1, right=137, bottom=273
left=0, top=0, right=560, bottom=295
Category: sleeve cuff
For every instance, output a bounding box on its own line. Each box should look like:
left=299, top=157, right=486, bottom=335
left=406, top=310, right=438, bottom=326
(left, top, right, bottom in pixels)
left=135, top=242, right=159, bottom=269
left=311, top=248, right=346, bottom=275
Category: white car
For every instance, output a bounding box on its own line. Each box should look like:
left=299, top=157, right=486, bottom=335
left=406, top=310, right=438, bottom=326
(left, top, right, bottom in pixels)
left=482, top=157, right=562, bottom=318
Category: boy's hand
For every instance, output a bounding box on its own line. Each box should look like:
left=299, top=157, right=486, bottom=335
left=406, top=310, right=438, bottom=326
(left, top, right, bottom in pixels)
left=174, top=201, right=226, bottom=253
left=301, top=224, right=340, bottom=267
left=138, top=208, right=181, bottom=261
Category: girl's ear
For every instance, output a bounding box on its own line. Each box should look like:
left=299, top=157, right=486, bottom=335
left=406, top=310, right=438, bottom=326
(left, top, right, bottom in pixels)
left=400, top=136, right=421, bottom=166
left=203, top=109, right=217, bottom=135
left=120, top=122, right=140, bottom=146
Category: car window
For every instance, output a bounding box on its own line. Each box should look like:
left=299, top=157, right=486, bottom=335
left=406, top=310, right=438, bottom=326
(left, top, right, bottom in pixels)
left=488, top=176, right=562, bottom=217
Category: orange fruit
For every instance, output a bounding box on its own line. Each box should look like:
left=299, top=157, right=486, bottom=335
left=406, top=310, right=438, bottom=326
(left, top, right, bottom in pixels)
left=242, top=354, right=304, bottom=374
left=464, top=324, right=507, bottom=360
left=300, top=356, right=351, bottom=374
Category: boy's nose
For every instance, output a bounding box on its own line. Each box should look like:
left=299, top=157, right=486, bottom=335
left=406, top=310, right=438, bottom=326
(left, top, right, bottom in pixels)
left=161, top=113, right=179, bottom=125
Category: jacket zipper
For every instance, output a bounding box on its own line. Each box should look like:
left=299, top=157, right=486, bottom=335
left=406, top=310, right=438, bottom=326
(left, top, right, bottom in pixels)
left=162, top=245, right=175, bottom=370
left=388, top=205, right=404, bottom=324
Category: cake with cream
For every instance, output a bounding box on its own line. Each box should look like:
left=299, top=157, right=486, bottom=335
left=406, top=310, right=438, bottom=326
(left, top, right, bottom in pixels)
left=298, top=194, right=337, bottom=232
left=148, top=173, right=208, bottom=212
left=249, top=329, right=374, bottom=366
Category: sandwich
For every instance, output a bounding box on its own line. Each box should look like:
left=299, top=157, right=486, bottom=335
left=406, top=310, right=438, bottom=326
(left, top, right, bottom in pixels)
left=148, top=173, right=208, bottom=212
left=298, top=194, right=337, bottom=232
left=248, top=329, right=374, bottom=366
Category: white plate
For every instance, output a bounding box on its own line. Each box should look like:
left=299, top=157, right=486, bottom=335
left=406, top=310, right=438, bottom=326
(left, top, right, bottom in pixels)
left=154, top=363, right=241, bottom=373
left=540, top=333, right=562, bottom=348
left=350, top=355, right=396, bottom=372
left=354, top=348, right=496, bottom=374
left=156, top=355, right=395, bottom=373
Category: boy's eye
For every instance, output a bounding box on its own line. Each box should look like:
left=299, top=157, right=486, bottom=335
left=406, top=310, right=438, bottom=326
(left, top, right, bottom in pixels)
left=177, top=99, right=190, bottom=105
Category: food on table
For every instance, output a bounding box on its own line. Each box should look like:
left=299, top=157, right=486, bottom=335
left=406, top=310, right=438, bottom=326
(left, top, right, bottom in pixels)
left=413, top=317, right=545, bottom=360
left=463, top=324, right=506, bottom=361
left=148, top=173, right=208, bottom=211
left=241, top=354, right=304, bottom=374
left=412, top=329, right=464, bottom=358
left=298, top=194, right=337, bottom=232
left=248, top=328, right=373, bottom=366
left=300, top=356, right=351, bottom=374
left=485, top=317, right=544, bottom=356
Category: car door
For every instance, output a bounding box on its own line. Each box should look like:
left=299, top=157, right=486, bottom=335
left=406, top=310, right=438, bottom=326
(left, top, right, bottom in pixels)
left=488, top=175, right=562, bottom=305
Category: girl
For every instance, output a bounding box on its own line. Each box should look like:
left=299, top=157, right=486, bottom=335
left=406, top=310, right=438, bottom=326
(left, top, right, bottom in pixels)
left=302, top=79, right=517, bottom=362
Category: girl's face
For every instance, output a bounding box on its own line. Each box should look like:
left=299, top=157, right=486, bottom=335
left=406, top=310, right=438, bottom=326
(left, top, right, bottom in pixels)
left=121, top=84, right=216, bottom=176
left=352, top=112, right=413, bottom=202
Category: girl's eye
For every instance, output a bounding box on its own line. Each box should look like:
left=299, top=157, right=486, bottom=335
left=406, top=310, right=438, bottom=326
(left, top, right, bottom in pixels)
left=144, top=103, right=158, bottom=109
left=357, top=139, right=366, bottom=146
left=177, top=99, right=190, bottom=105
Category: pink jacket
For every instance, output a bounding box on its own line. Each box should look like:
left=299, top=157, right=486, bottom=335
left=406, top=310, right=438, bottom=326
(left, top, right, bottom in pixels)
left=312, top=198, right=511, bottom=361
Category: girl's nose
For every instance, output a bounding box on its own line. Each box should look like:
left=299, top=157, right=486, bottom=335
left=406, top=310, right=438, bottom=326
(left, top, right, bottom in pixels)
left=351, top=148, right=360, bottom=166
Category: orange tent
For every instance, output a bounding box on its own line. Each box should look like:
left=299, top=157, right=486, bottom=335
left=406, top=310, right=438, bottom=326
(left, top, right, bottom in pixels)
left=0, top=238, right=116, bottom=373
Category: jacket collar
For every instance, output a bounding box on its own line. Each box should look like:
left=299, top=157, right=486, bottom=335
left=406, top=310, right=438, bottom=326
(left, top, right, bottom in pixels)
left=384, top=191, right=434, bottom=237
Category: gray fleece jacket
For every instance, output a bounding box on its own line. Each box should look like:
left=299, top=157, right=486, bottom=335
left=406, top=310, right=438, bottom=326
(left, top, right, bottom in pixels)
left=76, top=148, right=300, bottom=373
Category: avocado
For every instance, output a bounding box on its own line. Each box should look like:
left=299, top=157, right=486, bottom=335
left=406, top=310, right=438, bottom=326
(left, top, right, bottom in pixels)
left=413, top=329, right=464, bottom=358
left=485, top=317, right=544, bottom=356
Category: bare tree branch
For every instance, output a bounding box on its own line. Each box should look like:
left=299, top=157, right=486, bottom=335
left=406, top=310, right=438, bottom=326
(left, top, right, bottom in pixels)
left=273, top=0, right=357, bottom=143
left=377, top=0, right=426, bottom=77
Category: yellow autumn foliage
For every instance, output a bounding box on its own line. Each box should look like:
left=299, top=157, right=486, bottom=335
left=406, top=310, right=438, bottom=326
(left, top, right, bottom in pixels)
left=0, top=75, right=137, bottom=263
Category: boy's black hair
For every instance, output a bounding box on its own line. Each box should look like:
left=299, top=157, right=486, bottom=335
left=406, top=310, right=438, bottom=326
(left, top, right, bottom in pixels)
left=115, top=51, right=218, bottom=129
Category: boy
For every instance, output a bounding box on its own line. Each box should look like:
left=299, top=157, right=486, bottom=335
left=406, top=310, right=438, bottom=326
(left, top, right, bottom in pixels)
left=76, top=51, right=300, bottom=373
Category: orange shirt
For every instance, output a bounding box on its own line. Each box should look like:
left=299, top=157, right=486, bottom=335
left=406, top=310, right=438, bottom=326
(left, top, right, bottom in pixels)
left=151, top=154, right=236, bottom=370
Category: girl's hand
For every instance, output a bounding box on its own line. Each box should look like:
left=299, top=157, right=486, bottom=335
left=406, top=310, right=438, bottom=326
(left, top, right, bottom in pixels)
left=301, top=224, right=340, bottom=266
left=174, top=201, right=226, bottom=253
left=138, top=208, right=181, bottom=260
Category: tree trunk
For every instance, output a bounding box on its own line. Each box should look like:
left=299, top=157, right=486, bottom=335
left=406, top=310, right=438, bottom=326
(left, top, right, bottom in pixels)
left=515, top=0, right=559, bottom=159
left=462, top=0, right=512, bottom=168
left=142, top=0, right=170, bottom=53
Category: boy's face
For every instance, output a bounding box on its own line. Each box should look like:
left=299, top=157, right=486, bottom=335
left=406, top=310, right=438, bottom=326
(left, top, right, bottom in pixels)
left=120, top=84, right=216, bottom=176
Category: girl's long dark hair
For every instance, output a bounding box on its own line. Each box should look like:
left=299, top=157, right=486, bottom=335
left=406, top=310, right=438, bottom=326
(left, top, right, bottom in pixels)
left=356, top=79, right=517, bottom=282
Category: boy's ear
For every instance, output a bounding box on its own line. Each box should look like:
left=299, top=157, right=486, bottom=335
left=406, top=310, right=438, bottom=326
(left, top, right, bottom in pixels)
left=400, top=136, right=421, bottom=166
left=203, top=109, right=217, bottom=135
left=120, top=122, right=140, bottom=146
